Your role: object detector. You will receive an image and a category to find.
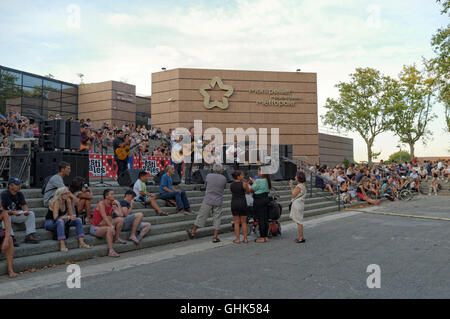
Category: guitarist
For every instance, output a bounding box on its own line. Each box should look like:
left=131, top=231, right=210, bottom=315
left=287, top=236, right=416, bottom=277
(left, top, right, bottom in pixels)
left=113, top=130, right=131, bottom=178
left=79, top=124, right=92, bottom=153
left=183, top=127, right=198, bottom=185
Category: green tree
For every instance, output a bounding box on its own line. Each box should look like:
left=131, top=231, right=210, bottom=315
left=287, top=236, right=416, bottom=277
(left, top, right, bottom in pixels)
left=389, top=65, right=436, bottom=158
left=426, top=0, right=449, bottom=132
left=321, top=68, right=394, bottom=164
left=388, top=151, right=411, bottom=163
left=0, top=72, right=22, bottom=114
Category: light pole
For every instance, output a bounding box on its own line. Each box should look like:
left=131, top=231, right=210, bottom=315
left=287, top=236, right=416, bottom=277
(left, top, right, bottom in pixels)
left=397, top=144, right=402, bottom=163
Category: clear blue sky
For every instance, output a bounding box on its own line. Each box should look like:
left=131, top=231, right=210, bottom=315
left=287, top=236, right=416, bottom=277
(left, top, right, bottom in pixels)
left=1, top=0, right=448, bottom=160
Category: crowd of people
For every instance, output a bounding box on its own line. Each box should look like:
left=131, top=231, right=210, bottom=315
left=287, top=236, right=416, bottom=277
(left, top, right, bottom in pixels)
left=0, top=110, right=39, bottom=148
left=309, top=159, right=450, bottom=205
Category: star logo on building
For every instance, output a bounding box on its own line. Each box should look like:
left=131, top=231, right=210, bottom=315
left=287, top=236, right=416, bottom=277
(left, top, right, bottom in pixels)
left=199, top=76, right=234, bottom=110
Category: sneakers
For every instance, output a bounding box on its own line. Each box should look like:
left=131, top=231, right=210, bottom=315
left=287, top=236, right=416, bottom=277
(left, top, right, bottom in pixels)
left=24, top=234, right=40, bottom=244
left=12, top=237, right=19, bottom=247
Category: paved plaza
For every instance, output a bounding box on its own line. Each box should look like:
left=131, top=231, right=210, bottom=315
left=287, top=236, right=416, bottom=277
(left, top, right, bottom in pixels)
left=1, top=195, right=449, bottom=299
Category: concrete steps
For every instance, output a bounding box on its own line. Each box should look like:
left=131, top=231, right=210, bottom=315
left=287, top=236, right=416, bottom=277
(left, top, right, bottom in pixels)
left=0, top=181, right=344, bottom=275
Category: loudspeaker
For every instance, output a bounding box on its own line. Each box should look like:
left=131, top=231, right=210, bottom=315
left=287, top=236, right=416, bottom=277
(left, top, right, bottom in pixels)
left=192, top=169, right=212, bottom=184
left=222, top=169, right=233, bottom=183
left=117, top=169, right=141, bottom=187
left=65, top=121, right=81, bottom=150
left=271, top=163, right=284, bottom=181
left=153, top=170, right=165, bottom=185
left=33, top=151, right=89, bottom=187
left=283, top=160, right=297, bottom=180
left=172, top=170, right=181, bottom=185
left=40, top=119, right=67, bottom=150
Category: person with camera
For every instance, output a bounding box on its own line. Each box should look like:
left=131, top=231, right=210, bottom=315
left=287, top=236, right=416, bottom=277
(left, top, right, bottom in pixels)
left=90, top=189, right=125, bottom=257
left=290, top=171, right=307, bottom=243
left=45, top=187, right=90, bottom=252
left=69, top=177, right=93, bottom=224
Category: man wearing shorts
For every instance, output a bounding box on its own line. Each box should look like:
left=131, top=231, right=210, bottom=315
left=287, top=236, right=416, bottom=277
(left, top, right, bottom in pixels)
left=116, top=190, right=151, bottom=244
left=187, top=164, right=227, bottom=243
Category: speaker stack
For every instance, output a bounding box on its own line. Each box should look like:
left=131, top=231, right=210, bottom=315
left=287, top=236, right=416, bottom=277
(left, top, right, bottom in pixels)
left=39, top=119, right=81, bottom=151
left=33, top=151, right=89, bottom=187
left=117, top=169, right=141, bottom=187
left=192, top=169, right=212, bottom=184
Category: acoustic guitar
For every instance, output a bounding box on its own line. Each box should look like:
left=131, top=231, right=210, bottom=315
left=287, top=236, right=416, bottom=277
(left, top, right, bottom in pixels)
left=115, top=143, right=139, bottom=161
left=79, top=140, right=91, bottom=152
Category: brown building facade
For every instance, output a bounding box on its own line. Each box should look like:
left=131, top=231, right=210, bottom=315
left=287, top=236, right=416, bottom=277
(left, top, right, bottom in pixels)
left=78, top=81, right=137, bottom=129
left=151, top=68, right=321, bottom=164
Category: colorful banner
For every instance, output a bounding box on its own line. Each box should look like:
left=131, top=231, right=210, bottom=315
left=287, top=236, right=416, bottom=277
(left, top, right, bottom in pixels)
left=89, top=154, right=172, bottom=178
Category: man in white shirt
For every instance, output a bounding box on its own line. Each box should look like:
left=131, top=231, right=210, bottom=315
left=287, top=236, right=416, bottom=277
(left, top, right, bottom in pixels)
left=133, top=171, right=168, bottom=216
left=226, top=141, right=244, bottom=170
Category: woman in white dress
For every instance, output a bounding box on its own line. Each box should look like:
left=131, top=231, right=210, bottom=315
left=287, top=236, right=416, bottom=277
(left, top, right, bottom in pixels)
left=289, top=171, right=307, bottom=243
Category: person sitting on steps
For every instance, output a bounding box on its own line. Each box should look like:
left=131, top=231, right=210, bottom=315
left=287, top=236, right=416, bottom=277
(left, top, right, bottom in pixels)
left=133, top=171, right=168, bottom=216
left=159, top=165, right=192, bottom=215
left=44, top=187, right=91, bottom=252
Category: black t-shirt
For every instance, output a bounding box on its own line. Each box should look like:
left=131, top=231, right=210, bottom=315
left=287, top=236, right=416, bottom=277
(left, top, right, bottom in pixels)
left=119, top=199, right=130, bottom=209
left=114, top=199, right=131, bottom=218
left=1, top=190, right=26, bottom=211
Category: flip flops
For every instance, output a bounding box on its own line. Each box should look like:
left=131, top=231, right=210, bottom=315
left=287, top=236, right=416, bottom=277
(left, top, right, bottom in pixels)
left=157, top=211, right=169, bottom=216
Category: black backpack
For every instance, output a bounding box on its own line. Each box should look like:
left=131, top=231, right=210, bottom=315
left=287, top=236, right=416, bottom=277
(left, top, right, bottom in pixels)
left=41, top=175, right=53, bottom=195
left=267, top=197, right=282, bottom=220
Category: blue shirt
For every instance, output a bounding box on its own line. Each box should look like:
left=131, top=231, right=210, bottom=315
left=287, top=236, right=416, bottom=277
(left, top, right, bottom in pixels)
left=159, top=174, right=173, bottom=194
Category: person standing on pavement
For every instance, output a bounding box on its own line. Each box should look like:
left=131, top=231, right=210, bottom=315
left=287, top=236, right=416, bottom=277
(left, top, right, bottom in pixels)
left=289, top=171, right=307, bottom=243
left=249, top=167, right=272, bottom=243
left=187, top=163, right=227, bottom=243
left=230, top=170, right=250, bottom=244
left=1, top=177, right=39, bottom=247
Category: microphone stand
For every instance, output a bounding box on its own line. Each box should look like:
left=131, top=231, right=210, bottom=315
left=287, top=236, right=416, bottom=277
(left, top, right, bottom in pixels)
left=91, top=138, right=112, bottom=187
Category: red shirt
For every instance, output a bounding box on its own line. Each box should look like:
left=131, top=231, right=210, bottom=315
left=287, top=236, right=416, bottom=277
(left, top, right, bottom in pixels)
left=91, top=201, right=113, bottom=226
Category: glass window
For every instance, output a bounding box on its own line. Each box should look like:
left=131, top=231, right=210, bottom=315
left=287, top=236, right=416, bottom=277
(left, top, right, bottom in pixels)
left=22, top=96, right=42, bottom=108
left=43, top=99, right=61, bottom=113
left=23, top=74, right=42, bottom=88
left=0, top=83, right=22, bottom=99
left=1, top=70, right=22, bottom=85
left=62, top=94, right=77, bottom=104
left=43, top=79, right=61, bottom=91
left=43, top=90, right=61, bottom=101
left=61, top=112, right=77, bottom=120
left=62, top=84, right=77, bottom=95
left=23, top=86, right=43, bottom=98
left=61, top=103, right=77, bottom=114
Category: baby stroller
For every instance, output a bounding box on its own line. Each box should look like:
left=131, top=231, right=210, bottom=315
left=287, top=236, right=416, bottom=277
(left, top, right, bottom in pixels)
left=266, top=193, right=282, bottom=237
left=232, top=193, right=282, bottom=237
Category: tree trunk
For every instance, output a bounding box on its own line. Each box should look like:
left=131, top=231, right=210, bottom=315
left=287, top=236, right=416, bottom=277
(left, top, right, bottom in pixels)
left=367, top=142, right=373, bottom=164
left=409, top=143, right=415, bottom=160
